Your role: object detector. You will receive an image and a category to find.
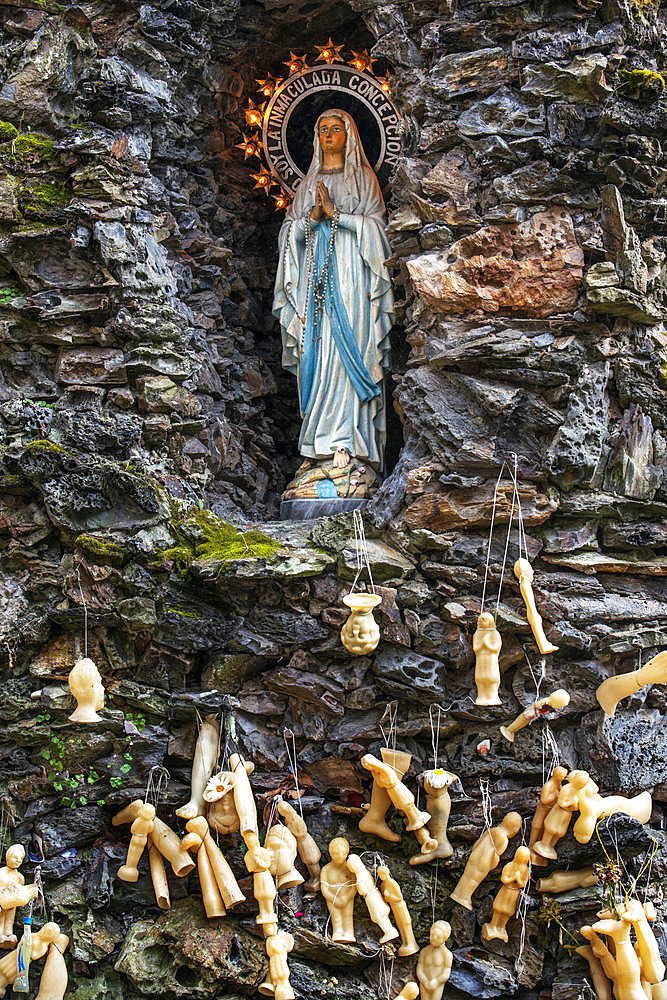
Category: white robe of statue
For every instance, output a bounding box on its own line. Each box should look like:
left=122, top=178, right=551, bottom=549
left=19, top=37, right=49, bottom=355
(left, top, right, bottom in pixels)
left=273, top=110, right=394, bottom=473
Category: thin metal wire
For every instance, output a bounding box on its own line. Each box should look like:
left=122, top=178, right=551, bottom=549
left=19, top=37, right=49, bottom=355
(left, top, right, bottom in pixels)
left=379, top=702, right=398, bottom=753
left=283, top=729, right=303, bottom=818
left=76, top=564, right=89, bottom=659
left=145, top=765, right=170, bottom=807
left=481, top=462, right=507, bottom=613
left=350, top=509, right=376, bottom=595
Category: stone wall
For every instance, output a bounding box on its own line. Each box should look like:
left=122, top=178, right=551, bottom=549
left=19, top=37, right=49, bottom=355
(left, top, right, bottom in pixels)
left=0, top=0, right=666, bottom=998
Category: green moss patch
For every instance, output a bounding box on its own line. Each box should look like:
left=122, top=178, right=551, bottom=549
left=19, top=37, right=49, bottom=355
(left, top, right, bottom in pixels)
left=618, top=68, right=665, bottom=99
left=24, top=439, right=67, bottom=453
left=0, top=121, right=18, bottom=142
left=20, top=179, right=70, bottom=213
left=156, top=508, right=281, bottom=576
left=75, top=533, right=129, bottom=566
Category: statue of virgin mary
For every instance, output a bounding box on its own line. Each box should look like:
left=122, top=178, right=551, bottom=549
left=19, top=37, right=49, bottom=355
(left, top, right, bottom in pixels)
left=273, top=108, right=394, bottom=502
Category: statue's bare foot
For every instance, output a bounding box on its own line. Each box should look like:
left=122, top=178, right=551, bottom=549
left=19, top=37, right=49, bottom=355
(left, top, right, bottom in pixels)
left=332, top=447, right=351, bottom=469
left=294, top=457, right=314, bottom=477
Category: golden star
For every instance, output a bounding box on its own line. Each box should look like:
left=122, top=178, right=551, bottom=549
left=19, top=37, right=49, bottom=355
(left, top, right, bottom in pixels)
left=283, top=52, right=308, bottom=75
left=235, top=133, right=261, bottom=159
left=244, top=99, right=265, bottom=128
left=256, top=74, right=282, bottom=98
left=314, top=39, right=344, bottom=64
left=349, top=49, right=375, bottom=73
left=250, top=167, right=275, bottom=195
left=273, top=190, right=290, bottom=211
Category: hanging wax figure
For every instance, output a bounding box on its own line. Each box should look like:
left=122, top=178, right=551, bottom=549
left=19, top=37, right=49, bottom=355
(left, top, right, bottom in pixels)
left=273, top=109, right=394, bottom=501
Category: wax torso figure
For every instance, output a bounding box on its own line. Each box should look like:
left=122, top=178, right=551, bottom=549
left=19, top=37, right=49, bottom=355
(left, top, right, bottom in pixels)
left=274, top=110, right=394, bottom=500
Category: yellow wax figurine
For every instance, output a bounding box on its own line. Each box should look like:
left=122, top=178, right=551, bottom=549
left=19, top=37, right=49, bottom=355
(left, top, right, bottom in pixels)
left=394, top=985, right=419, bottom=1000
left=575, top=942, right=613, bottom=1000
left=482, top=845, right=531, bottom=942
left=35, top=935, right=69, bottom=1000
left=451, top=812, right=522, bottom=910
left=244, top=833, right=277, bottom=928
left=181, top=828, right=226, bottom=919
left=276, top=800, right=321, bottom=891
left=204, top=770, right=240, bottom=837
left=416, top=921, right=453, bottom=1000
left=591, top=911, right=647, bottom=1000
left=266, top=929, right=295, bottom=1000
left=260, top=929, right=295, bottom=998
left=533, top=770, right=591, bottom=861
left=410, top=769, right=457, bottom=865
left=360, top=755, right=437, bottom=854
left=377, top=865, right=418, bottom=956
left=112, top=801, right=194, bottom=877
left=579, top=925, right=617, bottom=986
left=473, top=612, right=502, bottom=706
left=341, top=593, right=382, bottom=655
left=229, top=753, right=259, bottom=845
left=0, top=923, right=61, bottom=998
left=359, top=748, right=412, bottom=843
left=596, top=650, right=667, bottom=716
left=118, top=803, right=155, bottom=882
left=320, top=838, right=357, bottom=942
left=529, top=766, right=568, bottom=867
left=176, top=715, right=219, bottom=821
left=67, top=657, right=105, bottom=723
left=536, top=867, right=598, bottom=893
left=346, top=854, right=398, bottom=944
left=500, top=689, right=570, bottom=743
left=185, top=816, right=244, bottom=909
left=623, top=899, right=665, bottom=985
left=265, top=825, right=304, bottom=890
left=0, top=846, right=35, bottom=949
left=574, top=789, right=652, bottom=845
left=513, top=558, right=558, bottom=654
left=148, top=843, right=170, bottom=910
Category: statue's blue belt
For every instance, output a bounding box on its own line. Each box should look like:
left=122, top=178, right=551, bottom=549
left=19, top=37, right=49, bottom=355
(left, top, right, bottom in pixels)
left=301, top=219, right=380, bottom=411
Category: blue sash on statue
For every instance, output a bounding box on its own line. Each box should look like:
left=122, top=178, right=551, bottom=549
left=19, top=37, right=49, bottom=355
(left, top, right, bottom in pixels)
left=300, top=218, right=381, bottom=412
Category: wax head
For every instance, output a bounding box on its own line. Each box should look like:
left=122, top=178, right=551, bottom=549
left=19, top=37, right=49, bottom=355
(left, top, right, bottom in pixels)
left=138, top=803, right=156, bottom=821
left=329, top=838, right=350, bottom=864
left=515, top=846, right=531, bottom=864
left=69, top=657, right=103, bottom=701
left=477, top=612, right=495, bottom=630
left=376, top=865, right=390, bottom=880
left=5, top=845, right=24, bottom=869
left=401, top=985, right=419, bottom=1000
left=645, top=900, right=657, bottom=921
left=549, top=690, right=570, bottom=709
left=569, top=770, right=590, bottom=789
left=580, top=925, right=594, bottom=941
left=430, top=920, right=451, bottom=946
left=552, top=765, right=568, bottom=782
left=514, top=558, right=533, bottom=580
left=501, top=812, right=522, bottom=836
left=40, top=923, right=61, bottom=943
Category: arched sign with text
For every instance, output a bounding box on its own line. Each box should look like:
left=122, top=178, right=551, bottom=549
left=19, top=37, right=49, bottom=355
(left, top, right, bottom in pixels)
left=262, top=65, right=401, bottom=195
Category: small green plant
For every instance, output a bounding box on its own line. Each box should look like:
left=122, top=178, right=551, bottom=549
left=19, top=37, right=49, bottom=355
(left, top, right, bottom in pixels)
left=109, top=776, right=123, bottom=789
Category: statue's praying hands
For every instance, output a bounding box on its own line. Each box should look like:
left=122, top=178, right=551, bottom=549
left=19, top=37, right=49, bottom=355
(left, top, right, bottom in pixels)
left=311, top=180, right=335, bottom=221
